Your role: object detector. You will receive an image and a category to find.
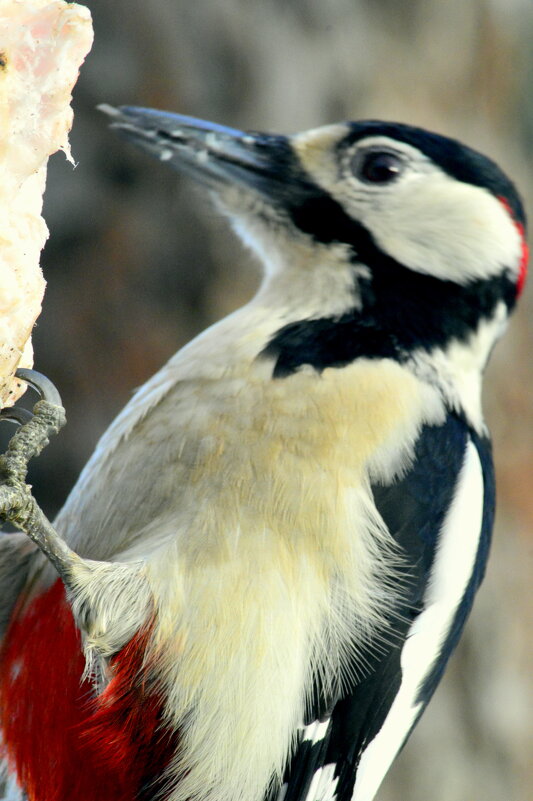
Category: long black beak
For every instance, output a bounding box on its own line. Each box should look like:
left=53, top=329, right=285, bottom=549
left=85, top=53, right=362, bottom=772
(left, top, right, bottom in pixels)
left=98, top=104, right=300, bottom=198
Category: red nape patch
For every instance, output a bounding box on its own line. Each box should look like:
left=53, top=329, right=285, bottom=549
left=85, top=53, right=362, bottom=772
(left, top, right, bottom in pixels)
left=516, top=233, right=529, bottom=296
left=498, top=195, right=529, bottom=295
left=0, top=580, right=178, bottom=801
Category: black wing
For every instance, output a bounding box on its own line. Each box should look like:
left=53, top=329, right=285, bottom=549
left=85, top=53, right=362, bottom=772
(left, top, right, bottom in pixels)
left=273, top=413, right=494, bottom=801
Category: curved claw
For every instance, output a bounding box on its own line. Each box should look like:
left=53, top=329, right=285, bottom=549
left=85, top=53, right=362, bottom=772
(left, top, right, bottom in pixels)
left=0, top=369, right=63, bottom=429
left=15, top=368, right=62, bottom=407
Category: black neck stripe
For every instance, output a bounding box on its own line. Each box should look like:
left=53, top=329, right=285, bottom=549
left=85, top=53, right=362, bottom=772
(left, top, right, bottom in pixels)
left=263, top=199, right=515, bottom=377
left=262, top=267, right=514, bottom=378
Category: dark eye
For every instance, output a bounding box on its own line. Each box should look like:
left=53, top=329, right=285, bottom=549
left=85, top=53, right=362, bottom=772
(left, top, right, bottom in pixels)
left=352, top=150, right=403, bottom=184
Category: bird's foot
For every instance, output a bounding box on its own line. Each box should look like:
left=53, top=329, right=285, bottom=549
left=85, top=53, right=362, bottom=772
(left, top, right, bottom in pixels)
left=0, top=369, right=78, bottom=585
left=0, top=368, right=65, bottom=468
left=0, top=371, right=153, bottom=687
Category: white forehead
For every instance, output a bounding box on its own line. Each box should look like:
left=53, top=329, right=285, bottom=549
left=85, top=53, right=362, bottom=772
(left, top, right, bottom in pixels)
left=291, top=123, right=348, bottom=183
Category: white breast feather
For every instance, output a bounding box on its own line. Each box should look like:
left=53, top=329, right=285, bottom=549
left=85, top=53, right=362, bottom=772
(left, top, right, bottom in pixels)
left=50, top=298, right=447, bottom=801
left=130, top=344, right=444, bottom=801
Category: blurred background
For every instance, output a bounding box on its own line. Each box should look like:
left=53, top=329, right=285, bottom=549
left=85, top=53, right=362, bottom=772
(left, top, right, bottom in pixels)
left=15, top=0, right=533, bottom=799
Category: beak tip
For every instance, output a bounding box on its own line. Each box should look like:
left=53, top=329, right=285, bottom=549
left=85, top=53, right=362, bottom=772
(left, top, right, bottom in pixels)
left=97, top=102, right=121, bottom=119
left=99, top=104, right=283, bottom=196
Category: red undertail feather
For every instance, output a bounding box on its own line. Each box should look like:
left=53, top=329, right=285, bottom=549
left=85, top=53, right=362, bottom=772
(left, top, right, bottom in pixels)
left=0, top=579, right=178, bottom=801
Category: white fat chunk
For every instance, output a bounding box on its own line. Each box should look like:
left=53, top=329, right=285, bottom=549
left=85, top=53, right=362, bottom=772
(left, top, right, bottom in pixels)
left=0, top=0, right=93, bottom=406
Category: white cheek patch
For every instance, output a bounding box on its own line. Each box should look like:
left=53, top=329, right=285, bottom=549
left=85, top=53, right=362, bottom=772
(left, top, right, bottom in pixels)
left=349, top=174, right=522, bottom=284
left=292, top=131, right=522, bottom=287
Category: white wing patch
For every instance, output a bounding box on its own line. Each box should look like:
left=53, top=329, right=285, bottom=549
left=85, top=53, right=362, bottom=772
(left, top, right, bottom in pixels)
left=289, top=719, right=340, bottom=801
left=352, top=439, right=484, bottom=801
left=274, top=720, right=340, bottom=801
left=307, top=763, right=338, bottom=801
left=301, top=719, right=330, bottom=745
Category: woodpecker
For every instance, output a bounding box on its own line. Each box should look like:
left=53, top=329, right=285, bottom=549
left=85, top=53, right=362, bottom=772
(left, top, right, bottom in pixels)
left=0, top=108, right=528, bottom=801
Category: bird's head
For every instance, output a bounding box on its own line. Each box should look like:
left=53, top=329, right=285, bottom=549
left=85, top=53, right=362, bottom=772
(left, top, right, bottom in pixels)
left=101, top=106, right=527, bottom=391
